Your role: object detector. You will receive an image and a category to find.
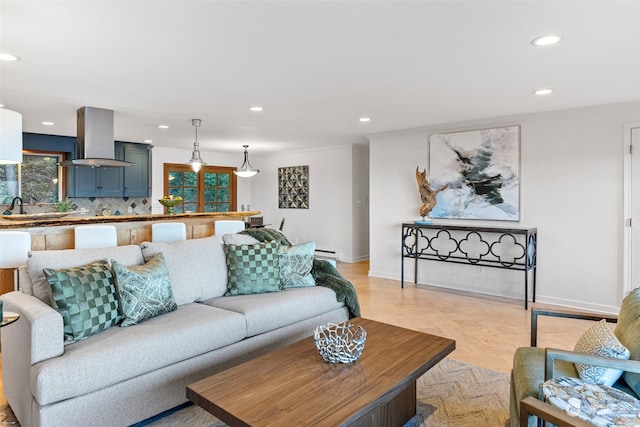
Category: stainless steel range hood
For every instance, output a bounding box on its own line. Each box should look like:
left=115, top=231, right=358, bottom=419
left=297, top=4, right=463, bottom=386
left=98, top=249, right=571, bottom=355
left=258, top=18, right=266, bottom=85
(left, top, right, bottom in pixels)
left=60, top=107, right=133, bottom=167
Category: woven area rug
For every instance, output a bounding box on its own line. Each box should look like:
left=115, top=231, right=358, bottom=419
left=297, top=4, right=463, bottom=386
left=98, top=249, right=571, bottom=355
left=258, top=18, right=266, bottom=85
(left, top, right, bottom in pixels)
left=144, top=358, right=510, bottom=427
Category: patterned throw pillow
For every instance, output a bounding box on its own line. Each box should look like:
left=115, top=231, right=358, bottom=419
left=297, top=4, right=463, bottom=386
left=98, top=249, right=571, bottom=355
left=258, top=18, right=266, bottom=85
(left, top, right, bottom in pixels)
left=111, top=253, right=177, bottom=327
left=574, top=319, right=630, bottom=386
left=44, top=260, right=121, bottom=342
left=279, top=241, right=316, bottom=288
left=224, top=240, right=281, bottom=296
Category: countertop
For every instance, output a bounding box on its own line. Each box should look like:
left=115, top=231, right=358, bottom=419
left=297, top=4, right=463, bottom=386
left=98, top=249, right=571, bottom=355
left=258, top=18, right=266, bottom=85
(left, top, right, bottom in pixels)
left=0, top=211, right=260, bottom=229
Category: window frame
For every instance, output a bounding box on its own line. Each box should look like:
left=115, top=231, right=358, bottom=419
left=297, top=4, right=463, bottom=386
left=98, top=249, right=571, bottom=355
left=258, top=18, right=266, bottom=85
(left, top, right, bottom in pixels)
left=163, top=163, right=237, bottom=213
left=22, top=149, right=66, bottom=202
left=0, top=149, right=67, bottom=205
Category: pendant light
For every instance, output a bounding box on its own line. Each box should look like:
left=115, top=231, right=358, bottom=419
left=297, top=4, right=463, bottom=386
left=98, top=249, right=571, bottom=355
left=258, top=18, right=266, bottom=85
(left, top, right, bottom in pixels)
left=234, top=145, right=259, bottom=177
left=188, top=119, right=205, bottom=172
left=0, top=109, right=23, bottom=164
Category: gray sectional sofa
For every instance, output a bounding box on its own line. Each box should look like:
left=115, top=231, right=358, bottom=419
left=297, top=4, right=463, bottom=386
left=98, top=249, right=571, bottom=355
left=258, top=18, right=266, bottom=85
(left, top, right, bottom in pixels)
left=1, top=232, right=354, bottom=427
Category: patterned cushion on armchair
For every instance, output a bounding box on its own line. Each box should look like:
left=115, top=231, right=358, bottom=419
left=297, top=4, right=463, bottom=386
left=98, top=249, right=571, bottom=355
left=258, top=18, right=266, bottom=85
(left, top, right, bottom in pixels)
left=542, top=377, right=640, bottom=426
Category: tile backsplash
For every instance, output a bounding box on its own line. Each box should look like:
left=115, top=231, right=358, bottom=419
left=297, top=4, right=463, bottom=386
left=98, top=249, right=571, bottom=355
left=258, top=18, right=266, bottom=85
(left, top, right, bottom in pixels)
left=1, top=197, right=153, bottom=217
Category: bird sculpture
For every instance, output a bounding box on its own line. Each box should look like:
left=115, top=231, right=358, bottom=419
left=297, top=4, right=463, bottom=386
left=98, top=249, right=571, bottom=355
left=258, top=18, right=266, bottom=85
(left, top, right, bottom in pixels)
left=416, top=167, right=448, bottom=219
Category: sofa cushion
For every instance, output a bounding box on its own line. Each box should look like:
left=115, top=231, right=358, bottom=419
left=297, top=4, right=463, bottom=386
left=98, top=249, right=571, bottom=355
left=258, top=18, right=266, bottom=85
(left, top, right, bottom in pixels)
left=574, top=319, right=630, bottom=386
left=112, top=253, right=177, bottom=326
left=279, top=241, right=316, bottom=288
left=31, top=303, right=247, bottom=406
left=140, top=236, right=228, bottom=305
left=615, top=287, right=640, bottom=395
left=26, top=245, right=144, bottom=306
left=224, top=240, right=281, bottom=296
left=204, top=286, right=345, bottom=337
left=44, top=260, right=121, bottom=342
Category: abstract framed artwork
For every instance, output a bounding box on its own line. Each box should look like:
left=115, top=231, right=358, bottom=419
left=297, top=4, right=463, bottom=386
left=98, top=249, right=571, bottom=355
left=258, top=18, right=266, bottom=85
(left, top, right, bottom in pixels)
left=429, top=125, right=520, bottom=221
left=278, top=165, right=309, bottom=209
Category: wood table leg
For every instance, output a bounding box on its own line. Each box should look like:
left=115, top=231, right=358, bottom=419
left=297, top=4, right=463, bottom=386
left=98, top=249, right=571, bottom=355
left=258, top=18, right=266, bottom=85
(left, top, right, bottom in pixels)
left=353, top=382, right=417, bottom=427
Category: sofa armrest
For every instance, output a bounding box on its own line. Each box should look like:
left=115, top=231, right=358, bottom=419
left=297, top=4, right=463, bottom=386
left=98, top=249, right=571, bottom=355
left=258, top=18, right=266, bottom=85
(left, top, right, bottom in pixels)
left=520, top=396, right=593, bottom=427
left=531, top=306, right=618, bottom=346
left=1, top=291, right=64, bottom=364
left=544, top=347, right=640, bottom=381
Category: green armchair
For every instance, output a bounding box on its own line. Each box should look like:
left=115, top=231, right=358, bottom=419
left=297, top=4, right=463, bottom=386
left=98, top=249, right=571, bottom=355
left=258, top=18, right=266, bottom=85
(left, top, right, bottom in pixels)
left=510, top=290, right=640, bottom=427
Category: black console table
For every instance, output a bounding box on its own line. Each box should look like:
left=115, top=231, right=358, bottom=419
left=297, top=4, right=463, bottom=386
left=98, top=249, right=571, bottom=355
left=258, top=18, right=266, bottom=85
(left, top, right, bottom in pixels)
left=401, top=223, right=537, bottom=309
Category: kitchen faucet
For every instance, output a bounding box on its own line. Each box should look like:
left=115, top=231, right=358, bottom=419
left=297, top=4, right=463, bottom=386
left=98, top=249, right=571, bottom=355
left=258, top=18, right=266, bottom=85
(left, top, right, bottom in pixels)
left=3, top=197, right=25, bottom=215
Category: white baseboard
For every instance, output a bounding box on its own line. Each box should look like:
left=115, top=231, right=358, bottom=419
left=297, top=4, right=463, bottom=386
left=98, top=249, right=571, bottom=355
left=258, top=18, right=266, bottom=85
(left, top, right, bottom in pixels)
left=367, top=271, right=620, bottom=314
left=342, top=255, right=369, bottom=263
left=534, top=295, right=619, bottom=315
left=368, top=270, right=401, bottom=280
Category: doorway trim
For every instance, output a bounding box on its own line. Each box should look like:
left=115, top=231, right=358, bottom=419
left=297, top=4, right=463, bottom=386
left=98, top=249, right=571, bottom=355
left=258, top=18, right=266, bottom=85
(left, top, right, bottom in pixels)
left=623, top=121, right=640, bottom=294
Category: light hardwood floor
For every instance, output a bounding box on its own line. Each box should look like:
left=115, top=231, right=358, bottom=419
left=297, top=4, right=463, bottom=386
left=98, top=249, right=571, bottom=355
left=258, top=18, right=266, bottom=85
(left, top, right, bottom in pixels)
left=0, top=260, right=599, bottom=410
left=338, top=260, right=597, bottom=374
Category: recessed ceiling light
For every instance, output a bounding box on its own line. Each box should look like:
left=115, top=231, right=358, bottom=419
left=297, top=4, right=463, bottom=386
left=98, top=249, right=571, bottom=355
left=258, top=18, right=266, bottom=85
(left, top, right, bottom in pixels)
left=531, top=35, right=561, bottom=46
left=41, top=121, right=54, bottom=126
left=0, top=104, right=4, bottom=108
left=359, top=117, right=371, bottom=123
left=158, top=125, right=169, bottom=129
left=533, top=88, right=553, bottom=95
left=143, top=139, right=153, bottom=143
left=249, top=106, right=264, bottom=112
left=0, top=53, right=20, bottom=62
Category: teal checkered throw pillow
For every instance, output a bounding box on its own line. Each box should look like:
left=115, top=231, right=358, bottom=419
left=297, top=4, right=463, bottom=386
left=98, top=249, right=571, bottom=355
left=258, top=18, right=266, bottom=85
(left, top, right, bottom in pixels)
left=44, top=260, right=121, bottom=342
left=224, top=240, right=281, bottom=295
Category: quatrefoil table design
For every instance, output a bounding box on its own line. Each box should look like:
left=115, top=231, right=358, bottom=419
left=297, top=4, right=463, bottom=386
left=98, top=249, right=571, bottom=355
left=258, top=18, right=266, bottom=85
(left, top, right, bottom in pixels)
left=401, top=223, right=537, bottom=309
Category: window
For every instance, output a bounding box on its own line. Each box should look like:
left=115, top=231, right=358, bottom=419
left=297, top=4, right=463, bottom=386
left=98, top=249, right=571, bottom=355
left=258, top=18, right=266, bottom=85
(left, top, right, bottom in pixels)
left=164, top=164, right=237, bottom=213
left=0, top=151, right=64, bottom=204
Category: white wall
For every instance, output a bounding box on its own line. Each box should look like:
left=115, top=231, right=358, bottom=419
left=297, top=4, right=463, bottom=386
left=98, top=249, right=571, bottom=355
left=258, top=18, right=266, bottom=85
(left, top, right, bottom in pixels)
left=150, top=144, right=370, bottom=262
left=150, top=147, right=251, bottom=213
left=249, top=144, right=369, bottom=262
left=369, top=102, right=640, bottom=313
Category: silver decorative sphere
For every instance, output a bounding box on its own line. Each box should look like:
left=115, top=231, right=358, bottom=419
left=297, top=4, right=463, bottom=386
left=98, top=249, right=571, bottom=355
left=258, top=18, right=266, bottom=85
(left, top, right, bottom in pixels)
left=314, top=322, right=367, bottom=363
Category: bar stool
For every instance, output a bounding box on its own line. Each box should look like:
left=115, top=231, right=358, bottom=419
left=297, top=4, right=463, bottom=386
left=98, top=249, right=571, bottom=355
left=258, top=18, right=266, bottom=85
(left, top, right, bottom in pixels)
left=0, top=231, right=31, bottom=291
left=74, top=225, right=117, bottom=249
left=152, top=222, right=187, bottom=243
left=214, top=220, right=245, bottom=236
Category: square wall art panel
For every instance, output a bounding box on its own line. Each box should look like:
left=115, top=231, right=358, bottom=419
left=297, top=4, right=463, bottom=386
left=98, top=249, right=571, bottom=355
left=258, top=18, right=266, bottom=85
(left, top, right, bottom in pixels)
left=278, top=165, right=309, bottom=209
left=429, top=125, right=520, bottom=221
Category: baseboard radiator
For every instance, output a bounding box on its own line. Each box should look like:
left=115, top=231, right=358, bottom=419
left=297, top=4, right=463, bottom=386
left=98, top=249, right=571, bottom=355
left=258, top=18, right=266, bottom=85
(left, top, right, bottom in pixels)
left=315, top=249, right=338, bottom=267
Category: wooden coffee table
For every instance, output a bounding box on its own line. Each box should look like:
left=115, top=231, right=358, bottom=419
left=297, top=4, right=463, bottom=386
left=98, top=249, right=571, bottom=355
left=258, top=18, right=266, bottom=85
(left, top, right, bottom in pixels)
left=187, top=318, right=455, bottom=427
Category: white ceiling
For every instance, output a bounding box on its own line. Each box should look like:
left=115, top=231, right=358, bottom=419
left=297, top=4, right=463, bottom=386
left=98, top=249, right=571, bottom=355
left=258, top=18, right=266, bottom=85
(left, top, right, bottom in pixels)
left=1, top=1, right=639, bottom=155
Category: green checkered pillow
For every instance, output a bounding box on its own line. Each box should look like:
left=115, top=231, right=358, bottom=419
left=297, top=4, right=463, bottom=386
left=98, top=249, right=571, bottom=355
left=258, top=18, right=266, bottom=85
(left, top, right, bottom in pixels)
left=112, top=253, right=177, bottom=327
left=224, top=240, right=281, bottom=295
left=44, top=260, right=121, bottom=342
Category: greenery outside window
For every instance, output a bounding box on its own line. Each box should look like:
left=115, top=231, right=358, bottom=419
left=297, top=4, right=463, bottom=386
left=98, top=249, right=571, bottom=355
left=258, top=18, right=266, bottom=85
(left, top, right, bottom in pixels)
left=0, top=151, right=64, bottom=204
left=163, top=164, right=237, bottom=213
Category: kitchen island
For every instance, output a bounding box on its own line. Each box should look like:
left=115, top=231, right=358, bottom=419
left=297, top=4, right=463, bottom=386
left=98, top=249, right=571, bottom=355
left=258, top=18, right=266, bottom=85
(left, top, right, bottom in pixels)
left=0, top=211, right=260, bottom=249
left=0, top=211, right=260, bottom=293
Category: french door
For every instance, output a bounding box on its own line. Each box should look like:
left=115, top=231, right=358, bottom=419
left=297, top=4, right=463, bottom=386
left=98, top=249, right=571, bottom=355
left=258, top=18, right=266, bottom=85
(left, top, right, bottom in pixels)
left=163, top=164, right=237, bottom=213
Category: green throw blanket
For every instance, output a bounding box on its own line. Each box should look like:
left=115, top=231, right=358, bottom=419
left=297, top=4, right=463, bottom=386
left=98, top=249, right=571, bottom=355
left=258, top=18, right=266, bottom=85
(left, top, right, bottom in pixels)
left=240, top=228, right=361, bottom=318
